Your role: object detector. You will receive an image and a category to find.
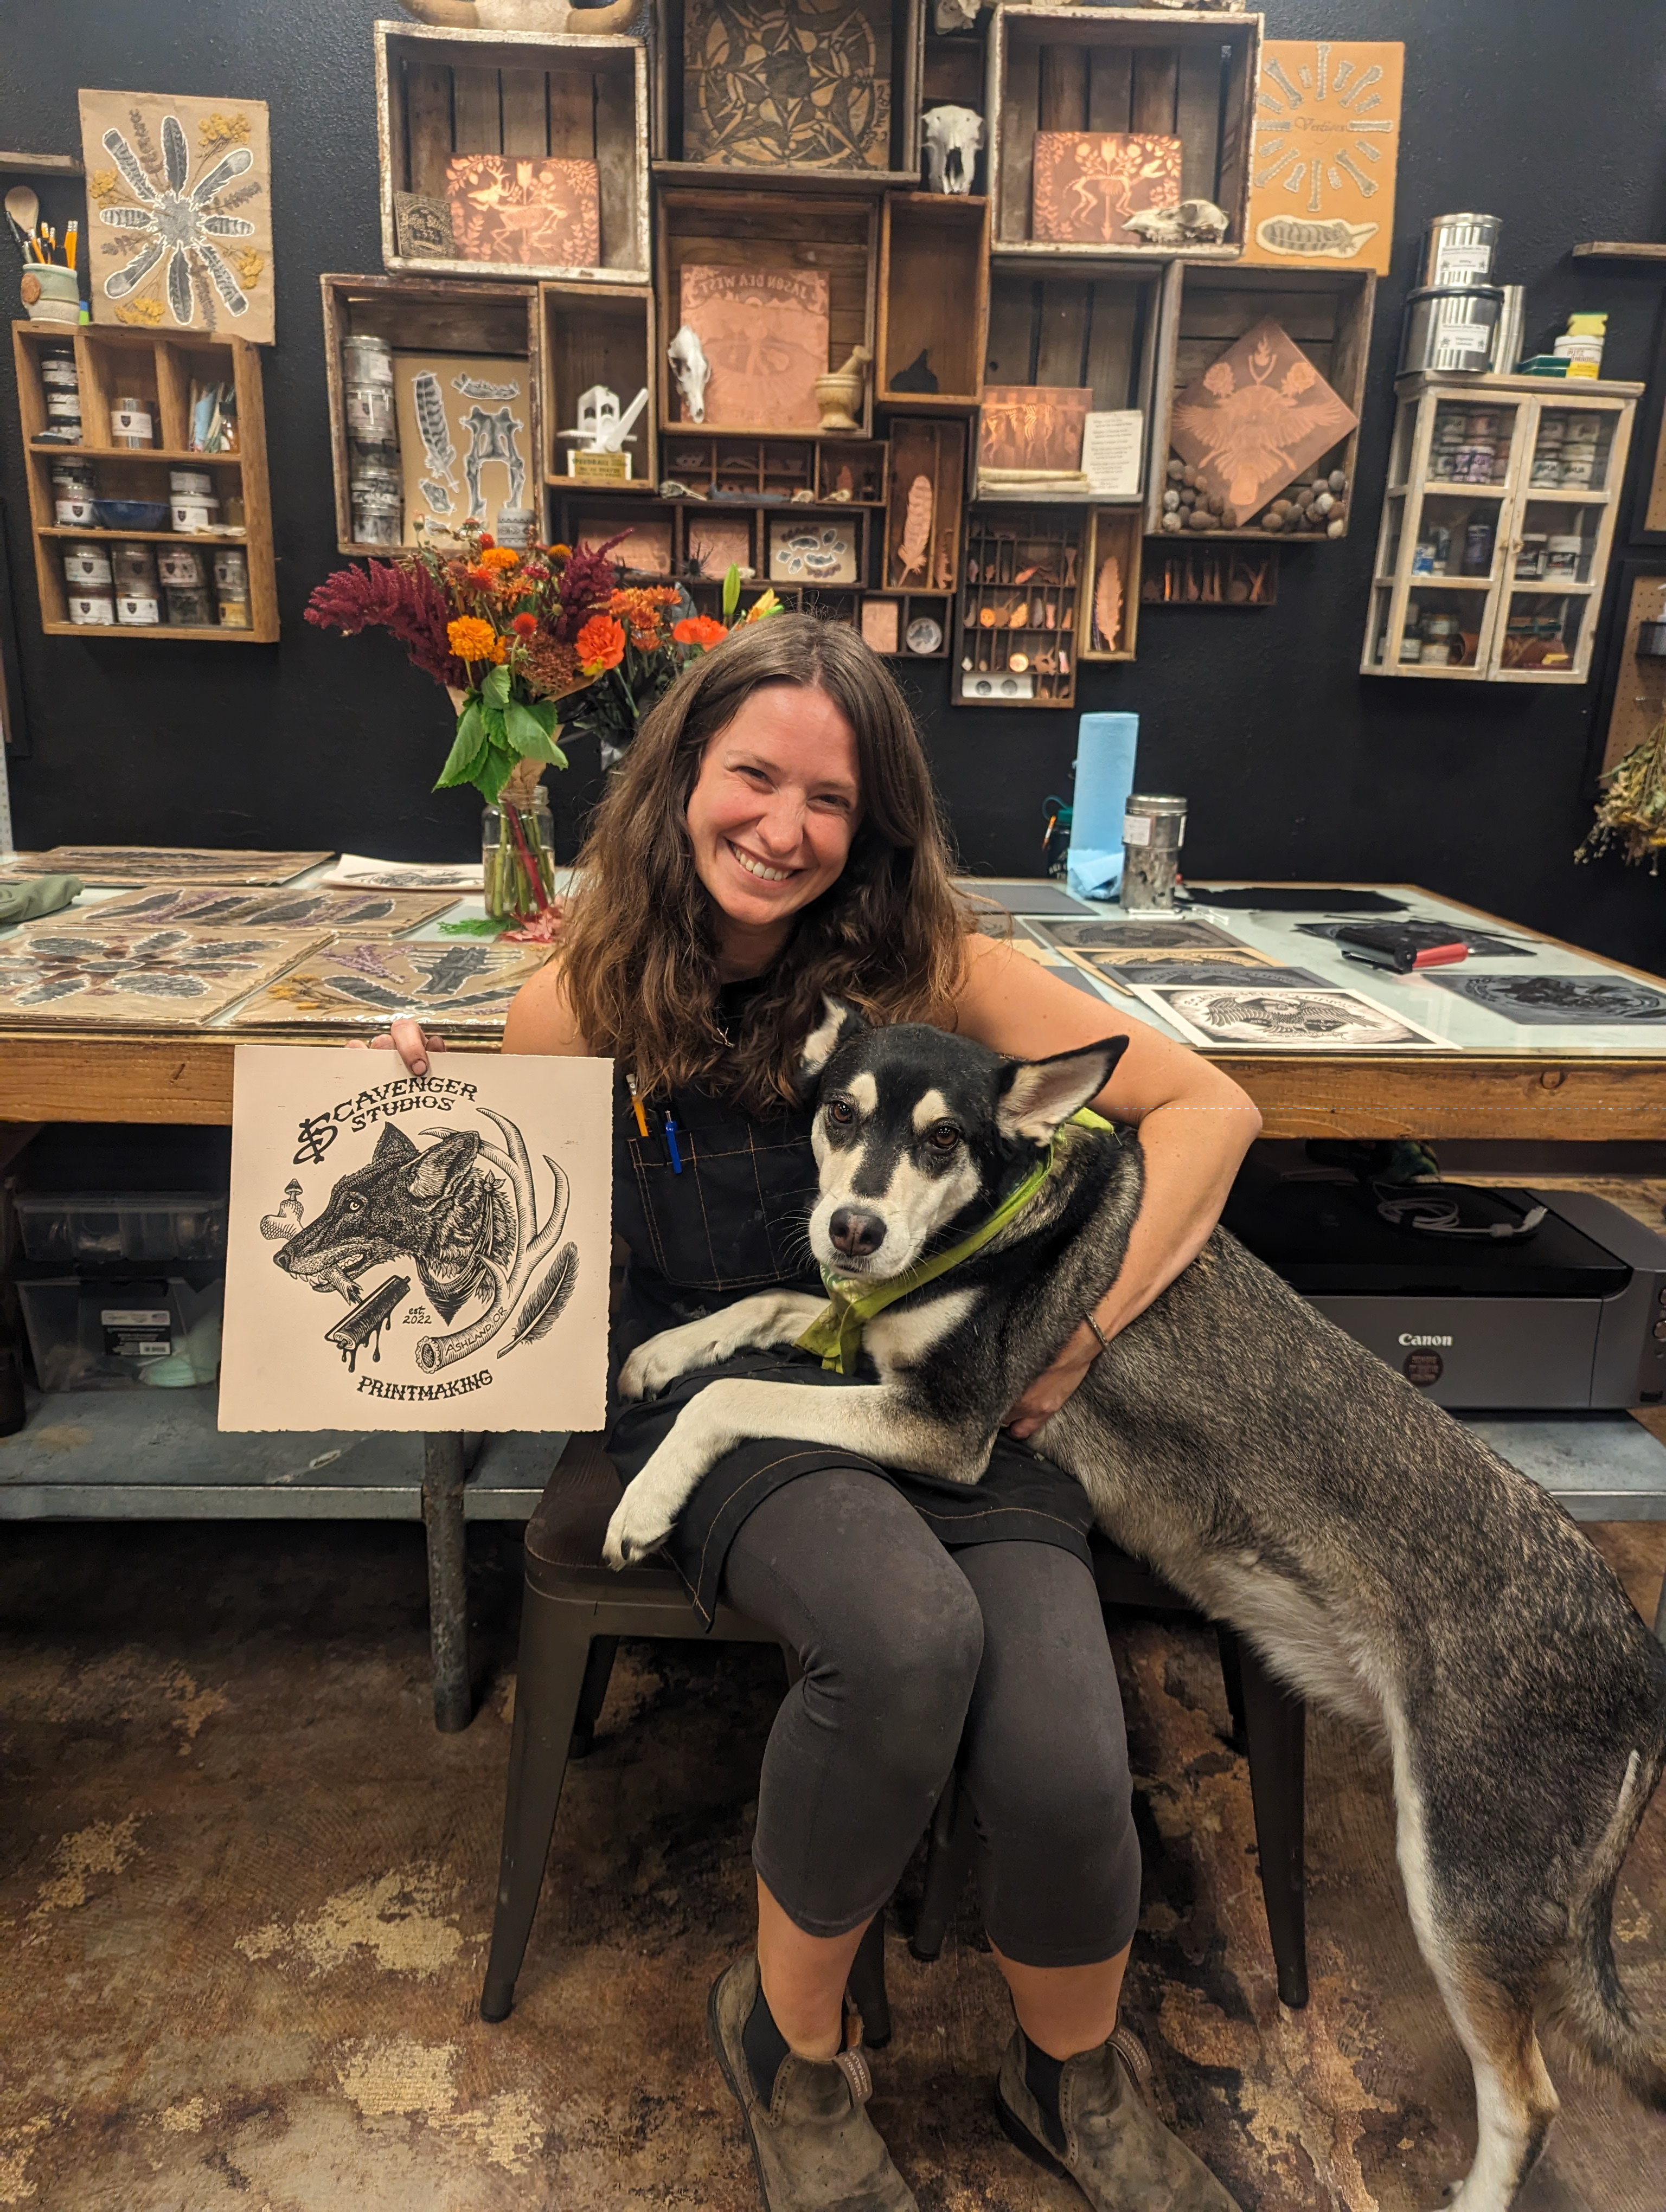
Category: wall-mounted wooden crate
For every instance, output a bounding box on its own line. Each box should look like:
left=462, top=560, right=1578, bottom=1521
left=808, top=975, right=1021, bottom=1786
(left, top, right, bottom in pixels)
left=376, top=20, right=650, bottom=285
left=989, top=7, right=1260, bottom=260
left=979, top=259, right=1163, bottom=503
left=320, top=273, right=542, bottom=556
left=1142, top=263, right=1374, bottom=539
left=656, top=187, right=879, bottom=436
left=884, top=418, right=965, bottom=591
left=653, top=0, right=924, bottom=187
left=1142, top=543, right=1279, bottom=606
left=1078, top=508, right=1141, bottom=659
left=877, top=194, right=989, bottom=409
left=550, top=480, right=880, bottom=589
left=858, top=593, right=952, bottom=659
left=13, top=321, right=278, bottom=643
left=955, top=505, right=1085, bottom=708
left=540, top=281, right=656, bottom=489
left=653, top=433, right=887, bottom=505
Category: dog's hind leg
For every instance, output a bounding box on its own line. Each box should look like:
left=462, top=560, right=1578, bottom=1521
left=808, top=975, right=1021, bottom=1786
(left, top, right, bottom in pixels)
left=1389, top=1733, right=1559, bottom=2211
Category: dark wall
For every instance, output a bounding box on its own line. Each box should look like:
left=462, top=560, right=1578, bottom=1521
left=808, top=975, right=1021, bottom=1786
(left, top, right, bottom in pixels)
left=4, top=0, right=1666, bottom=967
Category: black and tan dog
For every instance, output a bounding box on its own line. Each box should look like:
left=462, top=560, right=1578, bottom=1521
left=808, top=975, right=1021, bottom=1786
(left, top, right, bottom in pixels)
left=605, top=1006, right=1666, bottom=2211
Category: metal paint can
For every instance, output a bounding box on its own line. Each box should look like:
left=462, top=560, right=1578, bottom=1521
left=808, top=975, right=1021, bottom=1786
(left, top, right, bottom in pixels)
left=170, top=498, right=218, bottom=532
left=169, top=468, right=214, bottom=498
left=1400, top=285, right=1505, bottom=376
left=1546, top=535, right=1583, bottom=580
left=1515, top=535, right=1547, bottom=578
left=165, top=586, right=213, bottom=626
left=345, top=380, right=398, bottom=442
left=157, top=544, right=206, bottom=588
left=1558, top=452, right=1596, bottom=487
left=110, top=395, right=154, bottom=448
left=1119, top=793, right=1187, bottom=911
left=212, top=548, right=248, bottom=594
left=343, top=333, right=394, bottom=384
left=217, top=595, right=251, bottom=629
left=115, top=590, right=161, bottom=626
left=67, top=592, right=114, bottom=626
left=61, top=543, right=112, bottom=588
left=1462, top=520, right=1496, bottom=574
left=54, top=493, right=98, bottom=526
left=1420, top=213, right=1503, bottom=287
left=111, top=541, right=157, bottom=586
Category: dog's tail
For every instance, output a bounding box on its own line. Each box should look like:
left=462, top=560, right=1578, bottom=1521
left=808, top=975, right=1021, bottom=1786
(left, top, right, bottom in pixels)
left=1543, top=1738, right=1666, bottom=2110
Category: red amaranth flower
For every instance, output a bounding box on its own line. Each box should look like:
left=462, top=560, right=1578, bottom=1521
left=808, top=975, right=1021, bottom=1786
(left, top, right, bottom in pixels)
left=304, top=558, right=465, bottom=688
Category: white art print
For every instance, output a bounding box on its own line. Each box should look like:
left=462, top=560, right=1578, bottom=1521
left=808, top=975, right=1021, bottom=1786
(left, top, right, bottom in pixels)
left=220, top=1046, right=612, bottom=1432
left=1129, top=983, right=1444, bottom=1050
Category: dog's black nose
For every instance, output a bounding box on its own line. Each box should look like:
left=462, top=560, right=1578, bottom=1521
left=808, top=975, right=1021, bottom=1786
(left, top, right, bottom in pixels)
left=829, top=1206, right=887, bottom=1259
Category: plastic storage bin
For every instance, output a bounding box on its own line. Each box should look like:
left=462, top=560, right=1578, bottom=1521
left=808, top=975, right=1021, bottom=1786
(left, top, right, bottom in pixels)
left=17, top=1274, right=224, bottom=1392
left=13, top=1191, right=227, bottom=1264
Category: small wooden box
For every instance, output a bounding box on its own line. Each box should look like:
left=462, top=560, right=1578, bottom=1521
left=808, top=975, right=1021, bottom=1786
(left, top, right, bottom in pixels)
left=539, top=281, right=656, bottom=490
left=1142, top=263, right=1375, bottom=539
left=655, top=0, right=925, bottom=187
left=1078, top=507, right=1142, bottom=659
left=885, top=418, right=966, bottom=591
left=656, top=186, right=878, bottom=436
left=989, top=6, right=1260, bottom=260
left=320, top=273, right=543, bottom=556
left=981, top=260, right=1165, bottom=503
left=877, top=194, right=989, bottom=409
left=376, top=20, right=650, bottom=285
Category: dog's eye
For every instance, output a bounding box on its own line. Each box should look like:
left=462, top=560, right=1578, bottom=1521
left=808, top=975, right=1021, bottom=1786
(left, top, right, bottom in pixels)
left=344, top=1194, right=365, bottom=1212
left=826, top=1098, right=855, bottom=1127
left=927, top=1123, right=961, bottom=1152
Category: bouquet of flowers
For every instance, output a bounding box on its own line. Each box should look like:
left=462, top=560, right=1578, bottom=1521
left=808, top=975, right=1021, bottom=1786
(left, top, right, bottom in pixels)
left=306, top=535, right=779, bottom=923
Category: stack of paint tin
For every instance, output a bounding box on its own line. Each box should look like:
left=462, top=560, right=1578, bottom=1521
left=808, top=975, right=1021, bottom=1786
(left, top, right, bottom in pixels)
left=1400, top=215, right=1505, bottom=376
left=343, top=332, right=403, bottom=548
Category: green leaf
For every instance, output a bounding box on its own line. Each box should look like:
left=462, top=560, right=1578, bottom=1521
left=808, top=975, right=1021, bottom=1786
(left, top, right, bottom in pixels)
left=433, top=699, right=488, bottom=790
left=504, top=698, right=565, bottom=763
left=722, top=562, right=741, bottom=622
left=522, top=697, right=559, bottom=736
left=474, top=744, right=517, bottom=804
left=483, top=663, right=512, bottom=708
left=440, top=915, right=514, bottom=937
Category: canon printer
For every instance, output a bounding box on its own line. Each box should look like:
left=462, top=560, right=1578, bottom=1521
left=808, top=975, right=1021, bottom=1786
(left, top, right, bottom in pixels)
left=1222, top=1163, right=1666, bottom=1410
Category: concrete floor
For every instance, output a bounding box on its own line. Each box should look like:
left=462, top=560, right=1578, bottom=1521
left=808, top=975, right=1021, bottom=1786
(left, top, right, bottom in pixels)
left=1, top=1512, right=1662, bottom=2212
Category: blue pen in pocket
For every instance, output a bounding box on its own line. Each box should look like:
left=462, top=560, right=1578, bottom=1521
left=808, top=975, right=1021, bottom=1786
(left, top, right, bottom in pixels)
left=663, top=1112, right=684, bottom=1175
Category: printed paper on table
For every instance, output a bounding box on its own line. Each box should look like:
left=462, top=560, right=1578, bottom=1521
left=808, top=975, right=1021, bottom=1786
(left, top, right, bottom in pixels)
left=220, top=1047, right=613, bottom=1433
left=80, top=89, right=275, bottom=342
left=678, top=265, right=830, bottom=429
left=1241, top=41, right=1402, bottom=275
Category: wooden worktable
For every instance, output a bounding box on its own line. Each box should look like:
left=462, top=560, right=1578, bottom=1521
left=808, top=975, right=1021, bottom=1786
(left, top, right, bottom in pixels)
left=4, top=888, right=1665, bottom=1140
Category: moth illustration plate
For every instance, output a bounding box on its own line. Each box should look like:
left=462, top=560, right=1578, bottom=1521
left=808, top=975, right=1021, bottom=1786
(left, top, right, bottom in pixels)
left=0, top=922, right=325, bottom=1027
left=225, top=939, right=555, bottom=1035
left=1091, top=959, right=1327, bottom=991
left=1131, top=983, right=1444, bottom=1050
left=1045, top=919, right=1247, bottom=951
left=5, top=847, right=330, bottom=888
left=94, top=886, right=459, bottom=936
left=1428, top=973, right=1666, bottom=1025
left=220, top=1046, right=612, bottom=1434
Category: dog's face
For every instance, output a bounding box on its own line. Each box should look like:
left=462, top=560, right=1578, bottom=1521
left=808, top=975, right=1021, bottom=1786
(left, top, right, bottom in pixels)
left=797, top=1001, right=1127, bottom=1279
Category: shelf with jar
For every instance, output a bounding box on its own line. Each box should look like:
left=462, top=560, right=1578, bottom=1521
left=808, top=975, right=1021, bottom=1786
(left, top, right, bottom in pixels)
left=1362, top=371, right=1641, bottom=684
left=12, top=321, right=277, bottom=641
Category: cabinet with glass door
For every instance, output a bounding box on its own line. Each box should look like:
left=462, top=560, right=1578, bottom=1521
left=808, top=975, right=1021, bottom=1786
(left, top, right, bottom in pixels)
left=1362, top=371, right=1641, bottom=683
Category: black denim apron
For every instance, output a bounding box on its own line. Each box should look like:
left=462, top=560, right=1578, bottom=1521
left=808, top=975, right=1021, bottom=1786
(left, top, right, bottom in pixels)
left=605, top=1037, right=1095, bottom=1627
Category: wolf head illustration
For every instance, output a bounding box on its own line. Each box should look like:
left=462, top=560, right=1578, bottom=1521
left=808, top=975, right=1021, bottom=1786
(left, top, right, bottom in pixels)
left=275, top=1122, right=517, bottom=1320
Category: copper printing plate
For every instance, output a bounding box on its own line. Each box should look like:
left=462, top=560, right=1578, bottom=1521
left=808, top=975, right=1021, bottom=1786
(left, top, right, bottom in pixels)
left=225, top=939, right=556, bottom=1032
left=92, top=886, right=460, bottom=936
left=0, top=923, right=329, bottom=1027
left=3, top=847, right=332, bottom=887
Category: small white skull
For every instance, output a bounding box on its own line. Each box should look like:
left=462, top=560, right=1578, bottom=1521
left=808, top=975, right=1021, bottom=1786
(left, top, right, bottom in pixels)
left=921, top=105, right=983, bottom=195
left=667, top=324, right=710, bottom=424
left=1122, top=198, right=1232, bottom=247
left=932, top=0, right=982, bottom=29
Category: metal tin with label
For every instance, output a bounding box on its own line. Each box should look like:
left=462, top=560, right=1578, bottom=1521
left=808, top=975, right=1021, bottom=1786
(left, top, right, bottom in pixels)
left=1515, top=535, right=1547, bottom=578
left=1546, top=535, right=1583, bottom=580
left=1120, top=793, right=1187, bottom=911
left=157, top=543, right=206, bottom=588
left=1400, top=285, right=1505, bottom=376
left=112, top=541, right=157, bottom=584
left=110, top=396, right=154, bottom=448
left=116, top=592, right=161, bottom=627
left=170, top=498, right=218, bottom=532
left=54, top=494, right=98, bottom=526
left=169, top=468, right=214, bottom=497
left=213, top=548, right=248, bottom=593
left=217, top=596, right=251, bottom=629
left=62, top=543, right=112, bottom=588
left=165, top=585, right=213, bottom=626
left=1421, top=212, right=1502, bottom=287
left=67, top=592, right=114, bottom=626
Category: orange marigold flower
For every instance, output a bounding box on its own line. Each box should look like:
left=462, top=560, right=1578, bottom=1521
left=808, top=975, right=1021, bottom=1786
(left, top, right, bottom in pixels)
left=576, top=614, right=626, bottom=673
left=674, top=614, right=729, bottom=650
left=548, top=543, right=572, bottom=561
left=480, top=546, right=521, bottom=572
left=447, top=615, right=500, bottom=662
left=511, top=611, right=539, bottom=638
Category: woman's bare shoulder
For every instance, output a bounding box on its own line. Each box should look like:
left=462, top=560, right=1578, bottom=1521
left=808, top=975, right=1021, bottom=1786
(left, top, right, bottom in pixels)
left=502, top=955, right=591, bottom=1056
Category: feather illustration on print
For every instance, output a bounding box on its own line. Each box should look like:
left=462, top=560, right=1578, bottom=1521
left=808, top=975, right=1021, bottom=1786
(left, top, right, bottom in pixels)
left=1168, top=318, right=1357, bottom=516
left=895, top=475, right=933, bottom=582
left=393, top=356, right=528, bottom=539
left=1092, top=555, right=1123, bottom=652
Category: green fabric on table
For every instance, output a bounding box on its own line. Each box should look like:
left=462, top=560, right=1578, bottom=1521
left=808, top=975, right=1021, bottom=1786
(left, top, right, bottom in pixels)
left=0, top=874, right=82, bottom=927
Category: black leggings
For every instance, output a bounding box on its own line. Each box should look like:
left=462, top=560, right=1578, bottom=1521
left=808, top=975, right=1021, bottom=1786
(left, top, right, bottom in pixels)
left=719, top=1465, right=1142, bottom=1969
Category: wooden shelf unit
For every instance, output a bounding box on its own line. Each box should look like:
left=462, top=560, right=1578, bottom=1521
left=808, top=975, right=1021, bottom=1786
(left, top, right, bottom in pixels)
left=954, top=504, right=1085, bottom=708
left=988, top=5, right=1260, bottom=261
left=12, top=321, right=277, bottom=643
left=655, top=184, right=879, bottom=438
left=375, top=19, right=650, bottom=285
left=652, top=0, right=925, bottom=188
left=1143, top=262, right=1375, bottom=539
left=319, top=272, right=543, bottom=557
left=539, top=279, right=657, bottom=490
left=876, top=193, right=989, bottom=409
left=1362, top=371, right=1641, bottom=685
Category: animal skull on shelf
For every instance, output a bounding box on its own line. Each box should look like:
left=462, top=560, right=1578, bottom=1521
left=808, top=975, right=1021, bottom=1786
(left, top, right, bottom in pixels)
left=1122, top=198, right=1232, bottom=247
left=921, top=105, right=984, bottom=195
left=932, top=0, right=983, bottom=29
left=667, top=324, right=711, bottom=423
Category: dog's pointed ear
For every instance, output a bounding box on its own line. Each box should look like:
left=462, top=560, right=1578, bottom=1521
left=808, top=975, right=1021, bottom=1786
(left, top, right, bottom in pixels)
left=797, top=995, right=869, bottom=1093
left=996, top=1036, right=1129, bottom=1143
left=373, top=1123, right=419, bottom=1163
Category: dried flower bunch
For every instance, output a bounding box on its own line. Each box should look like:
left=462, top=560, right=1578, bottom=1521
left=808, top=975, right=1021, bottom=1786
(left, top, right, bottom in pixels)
left=1579, top=710, right=1666, bottom=871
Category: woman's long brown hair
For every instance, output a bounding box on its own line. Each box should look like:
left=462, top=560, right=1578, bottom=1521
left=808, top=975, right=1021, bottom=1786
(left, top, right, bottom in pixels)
left=560, top=613, right=969, bottom=1113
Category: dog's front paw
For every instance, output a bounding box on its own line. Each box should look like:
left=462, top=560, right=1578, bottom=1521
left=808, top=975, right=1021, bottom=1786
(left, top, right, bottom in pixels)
left=602, top=1479, right=679, bottom=1569
left=619, top=1326, right=712, bottom=1402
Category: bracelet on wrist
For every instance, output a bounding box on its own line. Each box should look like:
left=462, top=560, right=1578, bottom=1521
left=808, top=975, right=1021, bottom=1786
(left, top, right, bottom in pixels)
left=1084, top=1313, right=1112, bottom=1356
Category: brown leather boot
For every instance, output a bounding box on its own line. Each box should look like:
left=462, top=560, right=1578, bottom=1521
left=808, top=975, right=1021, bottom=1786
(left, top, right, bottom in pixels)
left=995, top=2023, right=1242, bottom=2210
left=707, top=1953, right=918, bottom=2212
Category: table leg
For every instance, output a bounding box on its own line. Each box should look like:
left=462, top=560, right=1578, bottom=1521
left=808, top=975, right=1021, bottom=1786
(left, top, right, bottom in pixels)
left=422, top=1432, right=471, bottom=1733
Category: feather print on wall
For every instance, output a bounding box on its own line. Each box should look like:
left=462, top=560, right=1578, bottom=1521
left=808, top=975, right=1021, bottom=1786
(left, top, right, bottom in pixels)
left=1094, top=555, right=1123, bottom=652
left=896, top=473, right=933, bottom=582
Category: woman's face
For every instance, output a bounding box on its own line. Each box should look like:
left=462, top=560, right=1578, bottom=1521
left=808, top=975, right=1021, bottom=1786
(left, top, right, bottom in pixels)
left=685, top=681, right=862, bottom=936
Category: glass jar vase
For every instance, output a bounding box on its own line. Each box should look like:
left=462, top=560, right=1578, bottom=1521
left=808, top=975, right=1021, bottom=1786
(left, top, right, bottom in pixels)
left=482, top=793, right=555, bottom=921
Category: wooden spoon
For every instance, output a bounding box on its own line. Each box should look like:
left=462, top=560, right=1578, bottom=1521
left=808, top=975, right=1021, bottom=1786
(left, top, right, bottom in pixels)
left=5, top=184, right=39, bottom=253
